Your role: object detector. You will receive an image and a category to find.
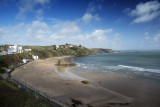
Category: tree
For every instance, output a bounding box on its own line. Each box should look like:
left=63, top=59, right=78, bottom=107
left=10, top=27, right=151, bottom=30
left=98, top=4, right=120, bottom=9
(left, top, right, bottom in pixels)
left=52, top=45, right=57, bottom=50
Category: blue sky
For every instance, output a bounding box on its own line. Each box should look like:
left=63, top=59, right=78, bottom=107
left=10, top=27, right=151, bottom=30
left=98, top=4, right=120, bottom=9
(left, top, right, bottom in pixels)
left=0, top=0, right=160, bottom=50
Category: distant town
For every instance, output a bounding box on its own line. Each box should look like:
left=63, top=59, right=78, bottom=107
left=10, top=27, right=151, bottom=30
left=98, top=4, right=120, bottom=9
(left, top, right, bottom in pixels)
left=0, top=43, right=75, bottom=55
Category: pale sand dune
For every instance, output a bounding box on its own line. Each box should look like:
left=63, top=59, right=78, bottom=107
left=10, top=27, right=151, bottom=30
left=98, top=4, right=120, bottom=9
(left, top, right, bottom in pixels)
left=11, top=56, right=134, bottom=107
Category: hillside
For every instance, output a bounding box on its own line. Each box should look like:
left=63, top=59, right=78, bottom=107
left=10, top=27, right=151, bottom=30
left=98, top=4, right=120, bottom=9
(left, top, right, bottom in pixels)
left=30, top=45, right=96, bottom=59
left=0, top=77, right=51, bottom=107
left=93, top=48, right=116, bottom=53
left=0, top=45, right=116, bottom=70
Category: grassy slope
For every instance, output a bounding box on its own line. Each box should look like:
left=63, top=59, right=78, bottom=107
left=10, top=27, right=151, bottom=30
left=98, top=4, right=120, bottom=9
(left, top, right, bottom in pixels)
left=0, top=77, right=51, bottom=107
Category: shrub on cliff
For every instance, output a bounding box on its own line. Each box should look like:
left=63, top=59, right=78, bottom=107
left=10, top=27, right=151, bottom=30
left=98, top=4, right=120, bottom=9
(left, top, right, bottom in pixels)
left=0, top=67, right=7, bottom=74
left=0, top=53, right=32, bottom=68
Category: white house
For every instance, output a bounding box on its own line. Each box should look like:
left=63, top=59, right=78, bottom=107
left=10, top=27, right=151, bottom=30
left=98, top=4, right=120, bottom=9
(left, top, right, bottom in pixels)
left=24, top=49, right=32, bottom=52
left=8, top=45, right=17, bottom=54
left=32, top=55, right=39, bottom=60
left=65, top=43, right=73, bottom=48
left=8, top=45, right=23, bottom=54
left=59, top=44, right=73, bottom=49
left=56, top=45, right=59, bottom=49
left=17, top=46, right=23, bottom=53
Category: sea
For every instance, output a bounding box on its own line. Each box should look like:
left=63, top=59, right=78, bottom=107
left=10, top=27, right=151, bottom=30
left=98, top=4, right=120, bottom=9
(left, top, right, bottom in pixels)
left=70, top=51, right=160, bottom=81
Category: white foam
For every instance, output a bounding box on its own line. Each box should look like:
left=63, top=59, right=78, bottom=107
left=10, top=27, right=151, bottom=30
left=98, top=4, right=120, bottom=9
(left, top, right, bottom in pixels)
left=83, top=66, right=88, bottom=69
left=118, top=65, right=160, bottom=73
left=103, top=65, right=122, bottom=70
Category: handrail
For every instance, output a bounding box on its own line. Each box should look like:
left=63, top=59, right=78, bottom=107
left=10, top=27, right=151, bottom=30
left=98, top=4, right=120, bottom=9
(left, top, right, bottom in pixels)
left=11, top=77, right=68, bottom=107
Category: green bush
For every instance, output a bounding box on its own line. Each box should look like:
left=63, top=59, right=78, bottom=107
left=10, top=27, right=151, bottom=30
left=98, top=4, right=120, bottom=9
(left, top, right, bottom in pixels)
left=0, top=53, right=32, bottom=68
left=0, top=67, right=6, bottom=74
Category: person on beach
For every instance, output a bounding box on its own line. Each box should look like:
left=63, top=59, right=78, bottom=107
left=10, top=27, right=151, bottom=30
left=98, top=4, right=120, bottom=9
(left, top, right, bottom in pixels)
left=98, top=81, right=101, bottom=85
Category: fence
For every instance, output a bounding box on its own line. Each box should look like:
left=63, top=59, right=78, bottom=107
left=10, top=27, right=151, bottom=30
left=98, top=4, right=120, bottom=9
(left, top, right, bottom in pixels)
left=11, top=77, right=69, bottom=107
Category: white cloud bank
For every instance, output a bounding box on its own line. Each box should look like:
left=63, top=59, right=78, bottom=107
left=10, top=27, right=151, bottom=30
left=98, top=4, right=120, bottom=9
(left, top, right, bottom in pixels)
left=127, top=0, right=160, bottom=23
left=82, top=13, right=100, bottom=24
left=0, top=20, right=122, bottom=49
left=81, top=0, right=101, bottom=25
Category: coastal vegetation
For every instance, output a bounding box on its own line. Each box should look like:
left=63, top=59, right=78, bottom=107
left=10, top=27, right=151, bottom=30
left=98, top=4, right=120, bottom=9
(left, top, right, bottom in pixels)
left=0, top=77, right=51, bottom=107
left=30, top=45, right=96, bottom=59
left=0, top=67, right=6, bottom=74
left=0, top=45, right=95, bottom=68
left=0, top=53, right=32, bottom=68
left=0, top=44, right=114, bottom=73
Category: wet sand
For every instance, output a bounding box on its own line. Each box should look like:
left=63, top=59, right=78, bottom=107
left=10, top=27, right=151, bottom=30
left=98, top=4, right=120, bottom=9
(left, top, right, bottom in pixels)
left=11, top=56, right=153, bottom=107
left=72, top=71, right=160, bottom=107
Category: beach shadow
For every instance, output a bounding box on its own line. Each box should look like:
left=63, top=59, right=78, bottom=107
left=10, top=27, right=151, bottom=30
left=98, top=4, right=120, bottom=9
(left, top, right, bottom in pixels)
left=107, top=102, right=130, bottom=106
left=70, top=98, right=82, bottom=107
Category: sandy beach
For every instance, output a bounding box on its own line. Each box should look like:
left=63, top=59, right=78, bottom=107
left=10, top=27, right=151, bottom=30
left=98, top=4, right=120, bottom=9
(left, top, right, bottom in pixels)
left=11, top=56, right=160, bottom=107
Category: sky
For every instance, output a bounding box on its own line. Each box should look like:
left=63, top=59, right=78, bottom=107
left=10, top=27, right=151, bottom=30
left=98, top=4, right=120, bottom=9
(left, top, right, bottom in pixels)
left=0, top=0, right=160, bottom=50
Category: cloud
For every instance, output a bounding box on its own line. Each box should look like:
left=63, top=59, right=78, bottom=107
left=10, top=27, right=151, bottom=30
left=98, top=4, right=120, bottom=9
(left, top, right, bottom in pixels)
left=0, top=0, right=122, bottom=49
left=0, top=23, right=27, bottom=45
left=144, top=32, right=150, bottom=40
left=0, top=28, right=8, bottom=37
left=82, top=13, right=100, bottom=24
left=87, top=0, right=101, bottom=13
left=153, top=33, right=160, bottom=42
left=82, top=13, right=92, bottom=24
left=45, top=18, right=64, bottom=23
left=65, top=28, right=122, bottom=49
left=92, top=29, right=113, bottom=38
left=36, top=9, right=44, bottom=20
left=26, top=20, right=50, bottom=43
left=81, top=0, right=102, bottom=25
left=50, top=23, right=113, bottom=46
left=52, top=21, right=80, bottom=35
left=141, top=32, right=160, bottom=49
left=16, top=0, right=50, bottom=19
left=50, top=21, right=81, bottom=44
left=0, top=20, right=122, bottom=49
left=127, top=0, right=160, bottom=23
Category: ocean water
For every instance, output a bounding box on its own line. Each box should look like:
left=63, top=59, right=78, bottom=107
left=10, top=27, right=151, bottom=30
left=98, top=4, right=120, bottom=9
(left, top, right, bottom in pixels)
left=70, top=52, right=160, bottom=80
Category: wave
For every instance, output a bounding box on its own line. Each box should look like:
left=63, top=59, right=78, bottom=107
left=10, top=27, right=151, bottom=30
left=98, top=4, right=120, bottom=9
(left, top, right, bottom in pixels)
left=76, top=63, right=160, bottom=74
left=83, top=66, right=88, bottom=69
left=118, top=65, right=160, bottom=73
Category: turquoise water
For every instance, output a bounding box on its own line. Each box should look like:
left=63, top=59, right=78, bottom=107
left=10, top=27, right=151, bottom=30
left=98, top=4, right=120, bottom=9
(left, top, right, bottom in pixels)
left=71, top=52, right=160, bottom=80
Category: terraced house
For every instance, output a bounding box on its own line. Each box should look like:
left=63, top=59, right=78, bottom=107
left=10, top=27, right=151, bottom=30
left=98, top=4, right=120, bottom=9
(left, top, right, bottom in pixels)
left=7, top=45, right=23, bottom=54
